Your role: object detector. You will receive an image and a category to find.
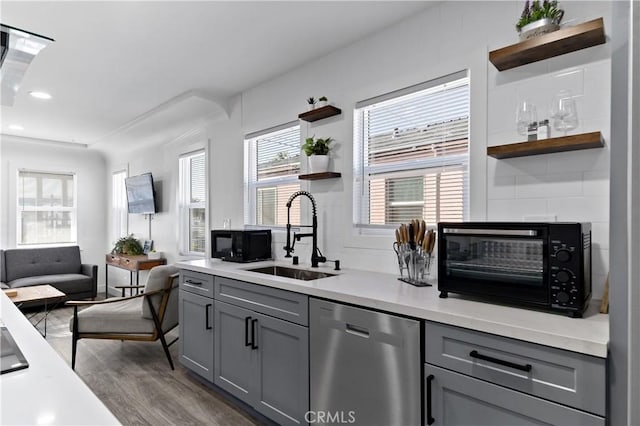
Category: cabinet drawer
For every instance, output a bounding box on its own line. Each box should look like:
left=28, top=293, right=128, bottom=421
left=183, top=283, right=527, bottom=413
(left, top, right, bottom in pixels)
left=180, top=270, right=215, bottom=298
left=215, top=276, right=308, bottom=326
left=425, top=321, right=606, bottom=416
left=425, top=364, right=604, bottom=426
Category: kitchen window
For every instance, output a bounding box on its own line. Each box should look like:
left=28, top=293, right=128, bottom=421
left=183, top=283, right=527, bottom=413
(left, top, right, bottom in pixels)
left=353, top=70, right=470, bottom=229
left=244, top=123, right=300, bottom=227
left=179, top=150, right=207, bottom=255
left=17, top=170, right=77, bottom=245
left=111, top=169, right=128, bottom=244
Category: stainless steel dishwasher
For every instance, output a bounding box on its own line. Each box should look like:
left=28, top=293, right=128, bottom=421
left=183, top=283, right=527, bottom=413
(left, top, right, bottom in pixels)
left=310, top=298, right=421, bottom=426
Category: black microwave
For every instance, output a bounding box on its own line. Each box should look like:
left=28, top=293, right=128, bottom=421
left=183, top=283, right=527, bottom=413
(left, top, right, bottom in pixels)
left=211, top=229, right=272, bottom=263
left=437, top=222, right=591, bottom=317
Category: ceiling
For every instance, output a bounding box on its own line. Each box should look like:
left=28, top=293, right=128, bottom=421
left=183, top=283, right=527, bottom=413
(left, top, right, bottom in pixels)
left=0, top=1, right=432, bottom=150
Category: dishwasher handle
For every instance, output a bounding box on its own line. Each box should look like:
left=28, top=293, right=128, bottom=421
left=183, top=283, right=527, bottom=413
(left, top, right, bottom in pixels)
left=345, top=323, right=370, bottom=338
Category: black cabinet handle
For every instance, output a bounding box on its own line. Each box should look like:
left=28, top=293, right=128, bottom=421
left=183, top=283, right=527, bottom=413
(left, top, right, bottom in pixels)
left=185, top=279, right=202, bottom=286
left=469, top=350, right=532, bottom=372
left=426, top=374, right=435, bottom=425
left=245, top=316, right=252, bottom=347
left=205, top=304, right=212, bottom=330
left=251, top=319, right=258, bottom=350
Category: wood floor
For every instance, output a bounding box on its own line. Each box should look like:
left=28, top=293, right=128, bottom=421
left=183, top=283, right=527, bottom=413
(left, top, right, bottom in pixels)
left=42, top=303, right=262, bottom=426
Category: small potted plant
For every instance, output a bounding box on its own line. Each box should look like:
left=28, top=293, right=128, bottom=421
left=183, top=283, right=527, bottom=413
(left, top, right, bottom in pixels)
left=317, top=96, right=328, bottom=108
left=303, top=136, right=333, bottom=173
left=306, top=96, right=316, bottom=110
left=112, top=234, right=144, bottom=255
left=516, top=0, right=564, bottom=41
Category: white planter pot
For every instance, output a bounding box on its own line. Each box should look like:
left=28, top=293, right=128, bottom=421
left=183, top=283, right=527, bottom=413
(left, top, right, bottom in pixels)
left=308, top=155, right=330, bottom=173
left=518, top=18, right=560, bottom=41
left=307, top=104, right=316, bottom=111
left=317, top=100, right=328, bottom=108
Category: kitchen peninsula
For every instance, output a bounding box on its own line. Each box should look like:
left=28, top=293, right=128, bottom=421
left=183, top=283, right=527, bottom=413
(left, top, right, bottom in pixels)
left=0, top=291, right=120, bottom=426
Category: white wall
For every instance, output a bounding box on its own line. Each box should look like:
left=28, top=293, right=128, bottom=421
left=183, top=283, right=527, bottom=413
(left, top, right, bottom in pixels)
left=0, top=137, right=107, bottom=285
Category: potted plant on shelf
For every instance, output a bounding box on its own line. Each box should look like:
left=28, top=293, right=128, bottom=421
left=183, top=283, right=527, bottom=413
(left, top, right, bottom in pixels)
left=111, top=234, right=144, bottom=255
left=306, top=97, right=316, bottom=110
left=317, top=96, right=328, bottom=108
left=516, top=0, right=564, bottom=41
left=303, top=136, right=333, bottom=173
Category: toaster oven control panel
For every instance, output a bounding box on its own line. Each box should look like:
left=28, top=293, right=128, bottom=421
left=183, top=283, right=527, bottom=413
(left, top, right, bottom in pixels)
left=550, top=239, right=581, bottom=311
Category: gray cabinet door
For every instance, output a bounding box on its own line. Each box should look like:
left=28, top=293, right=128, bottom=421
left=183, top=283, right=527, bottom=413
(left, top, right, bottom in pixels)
left=214, top=300, right=256, bottom=405
left=178, top=289, right=214, bottom=382
left=253, top=311, right=309, bottom=426
left=425, top=364, right=605, bottom=426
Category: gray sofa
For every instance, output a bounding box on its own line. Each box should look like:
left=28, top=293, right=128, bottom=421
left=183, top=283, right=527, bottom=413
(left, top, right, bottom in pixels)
left=0, top=246, right=97, bottom=301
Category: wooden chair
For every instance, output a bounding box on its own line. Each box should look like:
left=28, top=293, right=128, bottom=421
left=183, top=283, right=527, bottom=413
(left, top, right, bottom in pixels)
left=67, top=265, right=179, bottom=370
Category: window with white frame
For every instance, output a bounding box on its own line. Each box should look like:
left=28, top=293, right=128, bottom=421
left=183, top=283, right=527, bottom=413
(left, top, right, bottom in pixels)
left=245, top=124, right=301, bottom=227
left=111, top=169, right=128, bottom=243
left=179, top=151, right=207, bottom=255
left=17, top=170, right=77, bottom=245
left=354, top=71, right=470, bottom=229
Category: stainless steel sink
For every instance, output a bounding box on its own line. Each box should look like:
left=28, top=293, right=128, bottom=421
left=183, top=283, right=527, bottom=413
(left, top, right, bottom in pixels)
left=245, top=266, right=335, bottom=281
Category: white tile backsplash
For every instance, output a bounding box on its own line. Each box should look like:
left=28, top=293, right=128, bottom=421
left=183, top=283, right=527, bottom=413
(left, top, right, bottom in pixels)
left=515, top=172, right=583, bottom=199
left=583, top=170, right=610, bottom=196
left=487, top=198, right=548, bottom=221
left=487, top=176, right=516, bottom=200
left=549, top=196, right=609, bottom=223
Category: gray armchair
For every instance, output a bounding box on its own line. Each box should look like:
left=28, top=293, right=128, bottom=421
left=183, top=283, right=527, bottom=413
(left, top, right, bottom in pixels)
left=67, top=265, right=179, bottom=370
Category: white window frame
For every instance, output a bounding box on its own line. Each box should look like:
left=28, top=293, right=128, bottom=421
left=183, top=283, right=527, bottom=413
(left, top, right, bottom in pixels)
left=244, top=122, right=301, bottom=228
left=111, top=168, right=128, bottom=243
left=178, top=150, right=207, bottom=256
left=353, top=70, right=470, bottom=233
left=16, top=169, right=78, bottom=246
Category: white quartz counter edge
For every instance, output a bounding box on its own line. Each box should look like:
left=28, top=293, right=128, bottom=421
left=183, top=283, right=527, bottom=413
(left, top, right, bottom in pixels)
left=0, top=291, right=120, bottom=425
left=176, top=259, right=609, bottom=358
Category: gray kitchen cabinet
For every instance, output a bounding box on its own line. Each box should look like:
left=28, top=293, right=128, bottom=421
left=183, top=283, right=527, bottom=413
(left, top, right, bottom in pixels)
left=424, top=321, right=607, bottom=425
left=214, top=279, right=309, bottom=426
left=425, top=364, right=604, bottom=426
left=179, top=275, right=214, bottom=382
left=213, top=300, right=254, bottom=402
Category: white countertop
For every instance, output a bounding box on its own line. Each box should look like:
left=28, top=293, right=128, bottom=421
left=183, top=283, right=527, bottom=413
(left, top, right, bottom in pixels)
left=176, top=258, right=609, bottom=358
left=0, top=292, right=120, bottom=425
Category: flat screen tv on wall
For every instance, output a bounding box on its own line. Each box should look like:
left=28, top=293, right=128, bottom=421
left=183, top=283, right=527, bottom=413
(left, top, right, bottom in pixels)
left=125, top=173, right=157, bottom=214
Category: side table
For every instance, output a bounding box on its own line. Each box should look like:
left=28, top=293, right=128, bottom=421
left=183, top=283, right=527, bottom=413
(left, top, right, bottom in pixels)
left=105, top=254, right=166, bottom=296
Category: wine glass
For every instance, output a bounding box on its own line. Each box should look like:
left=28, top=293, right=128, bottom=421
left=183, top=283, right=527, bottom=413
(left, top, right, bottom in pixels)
left=516, top=100, right=538, bottom=136
left=550, top=90, right=578, bottom=136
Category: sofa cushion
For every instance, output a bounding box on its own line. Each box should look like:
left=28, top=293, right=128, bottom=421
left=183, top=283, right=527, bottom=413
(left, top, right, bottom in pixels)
left=4, top=246, right=82, bottom=282
left=70, top=298, right=155, bottom=334
left=1, top=282, right=8, bottom=289
left=9, top=274, right=92, bottom=296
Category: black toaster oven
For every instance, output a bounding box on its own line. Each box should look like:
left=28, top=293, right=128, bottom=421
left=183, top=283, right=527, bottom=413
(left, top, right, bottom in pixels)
left=437, top=222, right=591, bottom=317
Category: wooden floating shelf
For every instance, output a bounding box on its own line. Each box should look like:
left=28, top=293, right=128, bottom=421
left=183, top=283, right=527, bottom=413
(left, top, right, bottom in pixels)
left=487, top=131, right=604, bottom=159
left=298, top=105, right=342, bottom=122
left=298, top=172, right=341, bottom=181
left=489, top=18, right=606, bottom=71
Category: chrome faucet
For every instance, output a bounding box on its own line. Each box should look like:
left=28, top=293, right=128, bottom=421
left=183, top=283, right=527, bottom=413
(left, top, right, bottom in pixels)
left=283, top=191, right=326, bottom=267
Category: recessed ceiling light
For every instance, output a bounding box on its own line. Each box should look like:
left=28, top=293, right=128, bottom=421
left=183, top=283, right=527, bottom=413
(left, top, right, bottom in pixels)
left=29, top=91, right=52, bottom=100
left=8, top=124, right=24, bottom=130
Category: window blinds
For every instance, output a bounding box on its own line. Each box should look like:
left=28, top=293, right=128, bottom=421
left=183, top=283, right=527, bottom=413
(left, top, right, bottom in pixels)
left=245, top=124, right=301, bottom=227
left=354, top=72, right=470, bottom=227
